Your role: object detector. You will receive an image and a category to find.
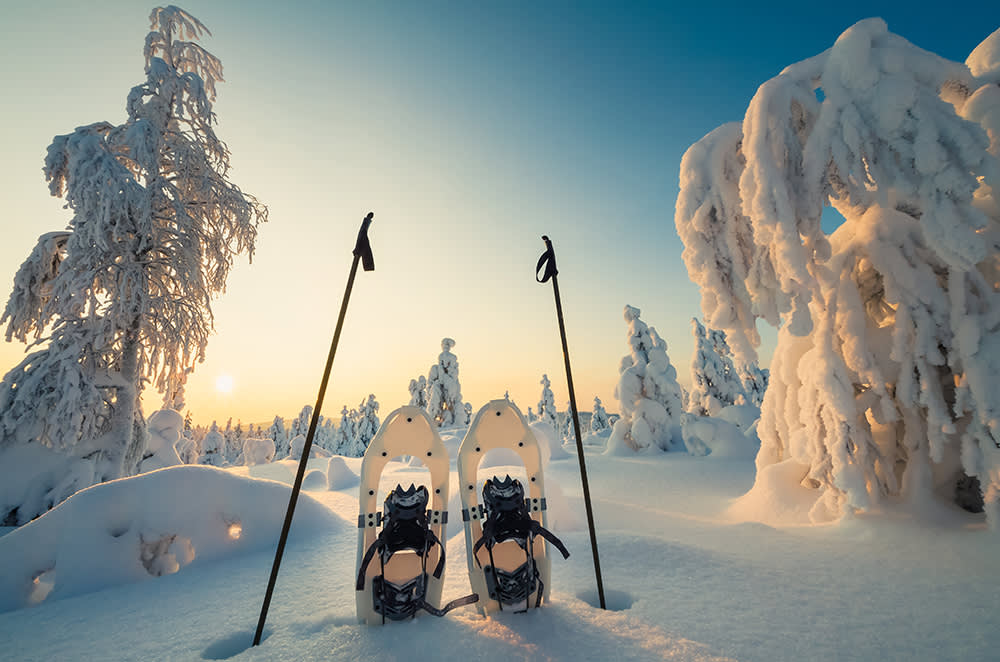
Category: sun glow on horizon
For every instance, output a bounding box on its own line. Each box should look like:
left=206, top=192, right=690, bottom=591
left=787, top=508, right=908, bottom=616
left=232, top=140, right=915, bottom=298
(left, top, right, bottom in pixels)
left=215, top=374, right=235, bottom=394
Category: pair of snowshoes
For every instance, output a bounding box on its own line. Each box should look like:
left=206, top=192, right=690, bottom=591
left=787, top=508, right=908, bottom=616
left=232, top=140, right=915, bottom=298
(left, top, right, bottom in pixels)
left=355, top=400, right=569, bottom=624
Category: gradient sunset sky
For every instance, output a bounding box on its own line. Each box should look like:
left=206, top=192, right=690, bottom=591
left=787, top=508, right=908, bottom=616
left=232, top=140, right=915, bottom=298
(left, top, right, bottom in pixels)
left=1, top=1, right=997, bottom=426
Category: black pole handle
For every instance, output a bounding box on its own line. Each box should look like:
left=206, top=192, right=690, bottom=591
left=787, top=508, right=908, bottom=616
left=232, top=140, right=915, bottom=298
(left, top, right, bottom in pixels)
left=354, top=212, right=375, bottom=272
left=535, top=235, right=557, bottom=283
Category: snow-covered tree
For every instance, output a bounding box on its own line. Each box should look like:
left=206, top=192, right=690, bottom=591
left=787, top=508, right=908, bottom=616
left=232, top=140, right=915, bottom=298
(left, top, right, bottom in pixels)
left=591, top=397, right=610, bottom=433
left=356, top=394, right=380, bottom=451
left=198, top=421, right=225, bottom=467
left=408, top=376, right=427, bottom=408
left=675, top=20, right=1000, bottom=523
left=268, top=416, right=288, bottom=460
left=609, top=305, right=684, bottom=452
left=426, top=338, right=463, bottom=428
left=688, top=318, right=746, bottom=416
left=739, top=362, right=770, bottom=408
left=139, top=409, right=183, bottom=473
left=316, top=417, right=335, bottom=453
left=561, top=401, right=576, bottom=443
left=242, top=437, right=274, bottom=466
left=537, top=374, right=558, bottom=429
left=527, top=407, right=537, bottom=423
left=336, top=405, right=361, bottom=457
left=291, top=405, right=312, bottom=439
left=0, top=7, right=265, bottom=524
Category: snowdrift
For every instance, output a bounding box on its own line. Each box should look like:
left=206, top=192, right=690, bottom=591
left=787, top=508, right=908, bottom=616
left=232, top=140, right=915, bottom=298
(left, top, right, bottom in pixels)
left=0, top=464, right=343, bottom=613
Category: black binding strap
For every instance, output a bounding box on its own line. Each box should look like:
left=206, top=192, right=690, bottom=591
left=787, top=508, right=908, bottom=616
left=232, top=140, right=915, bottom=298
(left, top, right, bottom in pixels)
left=530, top=521, right=571, bottom=559
left=417, top=592, right=480, bottom=617
left=535, top=235, right=557, bottom=283
left=356, top=538, right=382, bottom=591
left=353, top=212, right=375, bottom=272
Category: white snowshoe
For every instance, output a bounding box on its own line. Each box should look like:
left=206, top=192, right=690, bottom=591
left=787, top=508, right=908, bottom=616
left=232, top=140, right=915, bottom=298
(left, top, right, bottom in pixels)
left=355, top=406, right=477, bottom=624
left=457, top=399, right=570, bottom=614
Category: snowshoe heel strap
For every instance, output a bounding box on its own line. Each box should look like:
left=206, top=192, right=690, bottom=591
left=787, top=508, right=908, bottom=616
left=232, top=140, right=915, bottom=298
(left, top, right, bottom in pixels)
left=531, top=521, right=570, bottom=559
left=418, top=592, right=480, bottom=617
left=356, top=539, right=382, bottom=590
left=427, top=529, right=446, bottom=579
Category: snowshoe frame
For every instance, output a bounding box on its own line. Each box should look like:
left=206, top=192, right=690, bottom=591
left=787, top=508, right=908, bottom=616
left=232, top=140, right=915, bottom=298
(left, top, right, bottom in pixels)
left=458, top=399, right=559, bottom=615
left=356, top=406, right=451, bottom=625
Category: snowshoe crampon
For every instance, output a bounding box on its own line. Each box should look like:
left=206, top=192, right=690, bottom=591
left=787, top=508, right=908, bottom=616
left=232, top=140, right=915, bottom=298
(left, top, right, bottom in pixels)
left=458, top=399, right=570, bottom=614
left=355, top=406, right=477, bottom=624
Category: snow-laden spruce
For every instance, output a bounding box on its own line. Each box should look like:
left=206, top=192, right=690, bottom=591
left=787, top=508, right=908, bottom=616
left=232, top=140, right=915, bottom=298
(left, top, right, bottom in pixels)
left=591, top=396, right=610, bottom=433
left=355, top=394, right=380, bottom=451
left=267, top=415, right=288, bottom=460
left=0, top=7, right=266, bottom=525
left=608, top=305, right=684, bottom=453
left=426, top=338, right=464, bottom=427
left=537, top=373, right=558, bottom=429
left=739, top=361, right=770, bottom=408
left=675, top=19, right=1000, bottom=524
left=138, top=409, right=183, bottom=473
left=198, top=422, right=225, bottom=467
left=408, top=375, right=428, bottom=408
left=688, top=318, right=747, bottom=416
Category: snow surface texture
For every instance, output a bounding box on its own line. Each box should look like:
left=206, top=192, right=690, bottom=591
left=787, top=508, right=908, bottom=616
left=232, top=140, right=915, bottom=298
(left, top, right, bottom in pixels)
left=675, top=19, right=1000, bottom=524
left=0, top=465, right=339, bottom=613
left=0, top=426, right=996, bottom=661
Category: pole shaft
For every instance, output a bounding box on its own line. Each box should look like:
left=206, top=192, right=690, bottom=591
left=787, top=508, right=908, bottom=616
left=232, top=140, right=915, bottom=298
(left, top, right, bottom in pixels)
left=253, top=252, right=362, bottom=646
left=550, top=274, right=607, bottom=610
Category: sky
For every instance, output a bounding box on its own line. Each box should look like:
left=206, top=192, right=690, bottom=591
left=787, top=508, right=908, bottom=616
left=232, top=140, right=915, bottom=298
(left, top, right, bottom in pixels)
left=1, top=1, right=998, bottom=426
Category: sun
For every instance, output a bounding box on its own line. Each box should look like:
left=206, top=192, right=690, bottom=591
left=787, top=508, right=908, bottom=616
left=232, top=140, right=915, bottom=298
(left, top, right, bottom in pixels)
left=215, top=374, right=235, bottom=394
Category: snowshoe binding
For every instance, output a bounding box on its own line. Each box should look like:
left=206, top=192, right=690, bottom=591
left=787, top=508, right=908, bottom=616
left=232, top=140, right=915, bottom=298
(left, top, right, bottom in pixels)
left=357, top=484, right=478, bottom=622
left=474, top=475, right=569, bottom=611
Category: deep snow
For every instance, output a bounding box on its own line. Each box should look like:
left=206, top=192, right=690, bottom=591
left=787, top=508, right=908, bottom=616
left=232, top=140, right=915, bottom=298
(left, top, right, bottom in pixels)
left=0, top=426, right=997, bottom=662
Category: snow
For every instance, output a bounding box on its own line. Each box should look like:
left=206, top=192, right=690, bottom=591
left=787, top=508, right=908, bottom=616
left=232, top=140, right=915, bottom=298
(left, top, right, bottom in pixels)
left=0, top=465, right=340, bottom=613
left=1, top=432, right=996, bottom=661
left=967, top=27, right=1000, bottom=83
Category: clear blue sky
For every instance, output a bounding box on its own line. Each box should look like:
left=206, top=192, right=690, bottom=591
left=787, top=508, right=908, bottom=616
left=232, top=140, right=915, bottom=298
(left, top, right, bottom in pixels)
left=1, top=1, right=997, bottom=424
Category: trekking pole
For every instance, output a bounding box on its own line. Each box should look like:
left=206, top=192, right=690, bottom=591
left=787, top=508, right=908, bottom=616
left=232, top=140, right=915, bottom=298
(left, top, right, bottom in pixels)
left=535, top=235, right=607, bottom=610
left=253, top=212, right=375, bottom=647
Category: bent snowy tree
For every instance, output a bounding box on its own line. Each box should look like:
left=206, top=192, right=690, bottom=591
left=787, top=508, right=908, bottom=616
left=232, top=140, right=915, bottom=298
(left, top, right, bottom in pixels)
left=0, top=7, right=266, bottom=525
left=675, top=20, right=1000, bottom=524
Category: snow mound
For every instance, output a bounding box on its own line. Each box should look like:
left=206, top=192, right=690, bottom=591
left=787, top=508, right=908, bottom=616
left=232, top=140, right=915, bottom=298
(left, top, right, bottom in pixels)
left=302, top=469, right=327, bottom=490
left=0, top=465, right=342, bottom=613
left=681, top=413, right=759, bottom=459
left=326, top=456, right=360, bottom=490
left=714, top=403, right=760, bottom=431
left=530, top=421, right=571, bottom=461
left=727, top=459, right=823, bottom=526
